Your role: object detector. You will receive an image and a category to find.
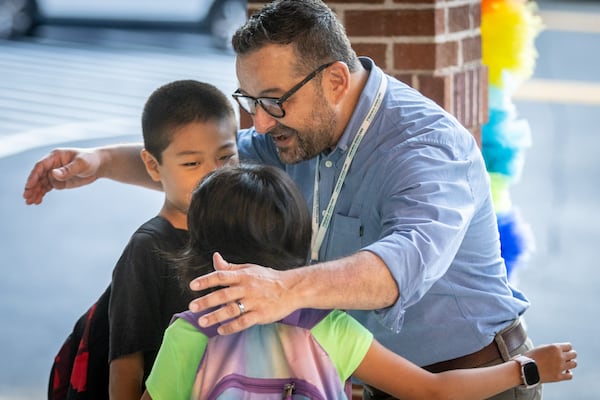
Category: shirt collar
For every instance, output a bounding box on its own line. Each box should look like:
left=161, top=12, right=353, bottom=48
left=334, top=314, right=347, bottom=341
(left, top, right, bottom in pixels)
left=329, top=57, right=383, bottom=155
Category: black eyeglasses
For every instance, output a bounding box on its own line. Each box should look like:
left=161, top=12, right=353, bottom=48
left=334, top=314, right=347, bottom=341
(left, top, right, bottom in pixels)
left=232, top=61, right=336, bottom=119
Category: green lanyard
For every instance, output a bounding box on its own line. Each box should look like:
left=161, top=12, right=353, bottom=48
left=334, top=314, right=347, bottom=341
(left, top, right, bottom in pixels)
left=311, top=76, right=387, bottom=262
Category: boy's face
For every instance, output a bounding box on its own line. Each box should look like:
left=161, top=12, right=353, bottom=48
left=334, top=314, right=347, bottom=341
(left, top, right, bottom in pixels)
left=151, top=119, right=238, bottom=228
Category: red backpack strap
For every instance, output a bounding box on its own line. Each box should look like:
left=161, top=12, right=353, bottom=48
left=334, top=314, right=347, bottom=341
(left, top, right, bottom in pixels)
left=48, top=285, right=111, bottom=400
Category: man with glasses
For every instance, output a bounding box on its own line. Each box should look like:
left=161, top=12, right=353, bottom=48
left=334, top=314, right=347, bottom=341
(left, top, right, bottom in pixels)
left=24, top=1, right=546, bottom=399
left=232, top=61, right=336, bottom=119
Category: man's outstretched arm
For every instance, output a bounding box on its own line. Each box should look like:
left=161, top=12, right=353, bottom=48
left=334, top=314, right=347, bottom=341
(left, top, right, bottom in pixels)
left=23, top=144, right=160, bottom=205
left=188, top=251, right=400, bottom=335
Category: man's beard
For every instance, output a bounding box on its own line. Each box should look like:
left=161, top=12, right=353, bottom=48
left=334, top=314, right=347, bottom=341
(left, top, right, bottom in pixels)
left=271, top=102, right=337, bottom=164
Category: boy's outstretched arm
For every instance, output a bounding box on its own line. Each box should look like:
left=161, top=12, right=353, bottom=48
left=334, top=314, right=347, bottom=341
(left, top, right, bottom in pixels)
left=23, top=144, right=159, bottom=205
left=354, top=341, right=576, bottom=400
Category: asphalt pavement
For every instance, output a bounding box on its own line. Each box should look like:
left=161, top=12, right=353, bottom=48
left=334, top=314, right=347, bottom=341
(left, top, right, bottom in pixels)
left=508, top=1, right=600, bottom=398
left=0, top=26, right=237, bottom=399
left=1, top=2, right=599, bottom=399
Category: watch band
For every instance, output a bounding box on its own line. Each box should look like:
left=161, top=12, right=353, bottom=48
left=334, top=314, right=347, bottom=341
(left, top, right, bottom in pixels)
left=512, top=354, right=541, bottom=389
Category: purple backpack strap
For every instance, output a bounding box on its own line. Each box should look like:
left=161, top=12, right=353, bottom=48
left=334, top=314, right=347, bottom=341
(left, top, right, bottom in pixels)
left=173, top=308, right=332, bottom=336
left=172, top=309, right=220, bottom=337
left=279, top=308, right=332, bottom=329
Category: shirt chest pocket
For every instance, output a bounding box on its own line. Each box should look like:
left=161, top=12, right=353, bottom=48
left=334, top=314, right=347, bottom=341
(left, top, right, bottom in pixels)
left=323, top=214, right=363, bottom=261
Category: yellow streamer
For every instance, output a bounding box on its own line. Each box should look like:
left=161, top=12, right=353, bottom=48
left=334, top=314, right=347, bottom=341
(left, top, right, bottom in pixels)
left=481, top=0, right=543, bottom=88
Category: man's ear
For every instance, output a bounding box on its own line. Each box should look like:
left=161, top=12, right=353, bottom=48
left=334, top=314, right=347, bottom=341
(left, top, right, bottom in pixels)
left=323, top=61, right=351, bottom=105
left=140, top=149, right=161, bottom=182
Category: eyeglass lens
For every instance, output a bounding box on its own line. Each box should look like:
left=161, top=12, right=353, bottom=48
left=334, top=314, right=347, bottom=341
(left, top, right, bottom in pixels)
left=233, top=61, right=335, bottom=118
left=237, top=97, right=282, bottom=118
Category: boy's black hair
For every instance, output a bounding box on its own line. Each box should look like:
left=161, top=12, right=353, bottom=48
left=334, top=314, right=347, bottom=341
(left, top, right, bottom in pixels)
left=174, top=164, right=311, bottom=293
left=141, top=80, right=235, bottom=163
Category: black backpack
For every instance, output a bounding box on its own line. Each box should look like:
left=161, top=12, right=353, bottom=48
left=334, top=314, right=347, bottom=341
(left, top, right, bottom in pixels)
left=48, top=285, right=110, bottom=400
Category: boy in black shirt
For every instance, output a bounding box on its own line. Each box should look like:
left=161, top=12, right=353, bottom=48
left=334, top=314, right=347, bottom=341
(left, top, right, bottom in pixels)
left=49, top=80, right=238, bottom=400
left=108, top=80, right=238, bottom=400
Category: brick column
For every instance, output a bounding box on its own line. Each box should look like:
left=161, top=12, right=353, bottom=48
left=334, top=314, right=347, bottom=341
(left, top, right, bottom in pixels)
left=247, top=0, right=486, bottom=143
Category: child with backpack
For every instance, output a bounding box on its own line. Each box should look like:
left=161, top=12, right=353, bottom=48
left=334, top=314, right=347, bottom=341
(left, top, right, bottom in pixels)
left=48, top=79, right=239, bottom=400
left=142, top=164, right=577, bottom=400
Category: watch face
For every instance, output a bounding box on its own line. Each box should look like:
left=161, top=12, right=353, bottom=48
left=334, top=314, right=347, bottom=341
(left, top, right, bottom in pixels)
left=523, top=362, right=540, bottom=385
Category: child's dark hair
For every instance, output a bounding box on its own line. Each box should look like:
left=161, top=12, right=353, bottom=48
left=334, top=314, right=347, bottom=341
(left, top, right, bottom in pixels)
left=141, top=80, right=235, bottom=163
left=175, top=164, right=312, bottom=292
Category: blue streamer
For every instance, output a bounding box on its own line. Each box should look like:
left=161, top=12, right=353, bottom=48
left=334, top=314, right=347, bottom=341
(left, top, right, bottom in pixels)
left=482, top=108, right=532, bottom=179
left=497, top=208, right=535, bottom=281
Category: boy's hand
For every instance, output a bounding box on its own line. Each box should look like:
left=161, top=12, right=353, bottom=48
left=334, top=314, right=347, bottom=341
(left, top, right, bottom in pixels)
left=23, top=147, right=102, bottom=205
left=524, top=342, right=577, bottom=383
left=188, top=253, right=301, bottom=335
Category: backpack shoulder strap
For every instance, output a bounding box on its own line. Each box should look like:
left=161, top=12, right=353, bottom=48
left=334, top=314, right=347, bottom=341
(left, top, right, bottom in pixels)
left=279, top=308, right=332, bottom=330
left=171, top=309, right=220, bottom=337
left=173, top=308, right=332, bottom=337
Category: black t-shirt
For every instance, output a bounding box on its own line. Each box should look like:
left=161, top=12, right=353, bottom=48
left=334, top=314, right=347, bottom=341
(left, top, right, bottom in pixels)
left=108, top=215, right=191, bottom=380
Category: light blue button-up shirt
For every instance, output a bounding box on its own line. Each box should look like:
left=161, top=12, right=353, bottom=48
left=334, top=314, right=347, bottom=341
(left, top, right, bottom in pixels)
left=237, top=57, right=529, bottom=366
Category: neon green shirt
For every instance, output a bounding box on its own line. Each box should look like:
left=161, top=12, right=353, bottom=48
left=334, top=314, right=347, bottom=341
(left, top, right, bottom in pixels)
left=146, top=309, right=373, bottom=400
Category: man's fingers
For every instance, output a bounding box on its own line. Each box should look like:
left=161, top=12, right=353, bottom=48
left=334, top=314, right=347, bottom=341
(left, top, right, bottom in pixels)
left=23, top=161, right=53, bottom=204
left=23, top=165, right=44, bottom=191
left=212, top=252, right=246, bottom=272
left=51, top=166, right=70, bottom=181
left=24, top=173, right=58, bottom=204
left=51, top=158, right=88, bottom=183
left=216, top=312, right=261, bottom=335
left=192, top=300, right=255, bottom=333
left=212, top=252, right=230, bottom=271
left=188, top=283, right=244, bottom=312
left=187, top=264, right=293, bottom=334
left=558, top=342, right=572, bottom=352
left=23, top=148, right=83, bottom=204
left=189, top=269, right=240, bottom=292
left=556, top=343, right=577, bottom=380
left=189, top=253, right=248, bottom=292
left=564, top=349, right=577, bottom=373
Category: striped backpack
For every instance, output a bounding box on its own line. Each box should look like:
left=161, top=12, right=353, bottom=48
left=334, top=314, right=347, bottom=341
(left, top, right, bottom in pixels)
left=175, top=308, right=352, bottom=400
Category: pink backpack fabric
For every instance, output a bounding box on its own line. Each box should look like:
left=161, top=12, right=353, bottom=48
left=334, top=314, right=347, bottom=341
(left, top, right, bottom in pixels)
left=175, top=308, right=352, bottom=399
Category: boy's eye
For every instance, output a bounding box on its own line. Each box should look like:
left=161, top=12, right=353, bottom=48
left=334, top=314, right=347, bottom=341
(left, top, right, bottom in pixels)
left=219, top=153, right=236, bottom=161
left=182, top=161, right=200, bottom=167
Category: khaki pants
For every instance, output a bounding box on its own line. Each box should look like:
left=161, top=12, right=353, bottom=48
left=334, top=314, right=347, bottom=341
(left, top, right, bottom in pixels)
left=362, top=320, right=542, bottom=400
left=484, top=334, right=542, bottom=400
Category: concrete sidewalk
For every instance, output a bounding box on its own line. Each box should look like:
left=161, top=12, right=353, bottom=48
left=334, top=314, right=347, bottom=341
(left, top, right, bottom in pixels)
left=510, top=1, right=600, bottom=398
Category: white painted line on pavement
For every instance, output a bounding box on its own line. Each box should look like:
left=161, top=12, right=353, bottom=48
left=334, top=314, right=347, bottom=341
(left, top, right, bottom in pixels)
left=4, top=79, right=597, bottom=161
left=539, top=10, right=600, bottom=33
left=0, top=118, right=140, bottom=159
left=513, top=78, right=600, bottom=105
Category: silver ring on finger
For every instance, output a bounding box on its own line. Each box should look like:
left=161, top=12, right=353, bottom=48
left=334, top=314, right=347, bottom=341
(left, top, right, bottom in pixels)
left=237, top=301, right=246, bottom=316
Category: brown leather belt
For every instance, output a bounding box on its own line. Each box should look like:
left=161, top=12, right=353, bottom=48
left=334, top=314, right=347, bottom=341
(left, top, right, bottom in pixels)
left=423, top=320, right=527, bottom=373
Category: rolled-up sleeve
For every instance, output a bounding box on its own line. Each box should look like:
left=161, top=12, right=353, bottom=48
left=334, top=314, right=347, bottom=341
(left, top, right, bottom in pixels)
left=363, top=133, right=479, bottom=332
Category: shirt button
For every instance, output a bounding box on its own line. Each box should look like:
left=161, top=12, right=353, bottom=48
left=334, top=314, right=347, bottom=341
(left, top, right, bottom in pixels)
left=324, top=160, right=333, bottom=168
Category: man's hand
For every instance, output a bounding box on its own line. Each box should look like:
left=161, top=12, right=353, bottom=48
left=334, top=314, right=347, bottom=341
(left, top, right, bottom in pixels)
left=23, top=147, right=102, bottom=205
left=525, top=342, right=577, bottom=383
left=188, top=253, right=301, bottom=335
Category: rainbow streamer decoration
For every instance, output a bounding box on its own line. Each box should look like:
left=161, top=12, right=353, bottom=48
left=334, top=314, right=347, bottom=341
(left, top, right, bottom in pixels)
left=481, top=0, right=543, bottom=282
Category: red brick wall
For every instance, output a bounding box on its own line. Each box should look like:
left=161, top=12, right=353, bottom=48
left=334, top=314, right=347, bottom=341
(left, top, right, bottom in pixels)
left=245, top=0, right=485, bottom=141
